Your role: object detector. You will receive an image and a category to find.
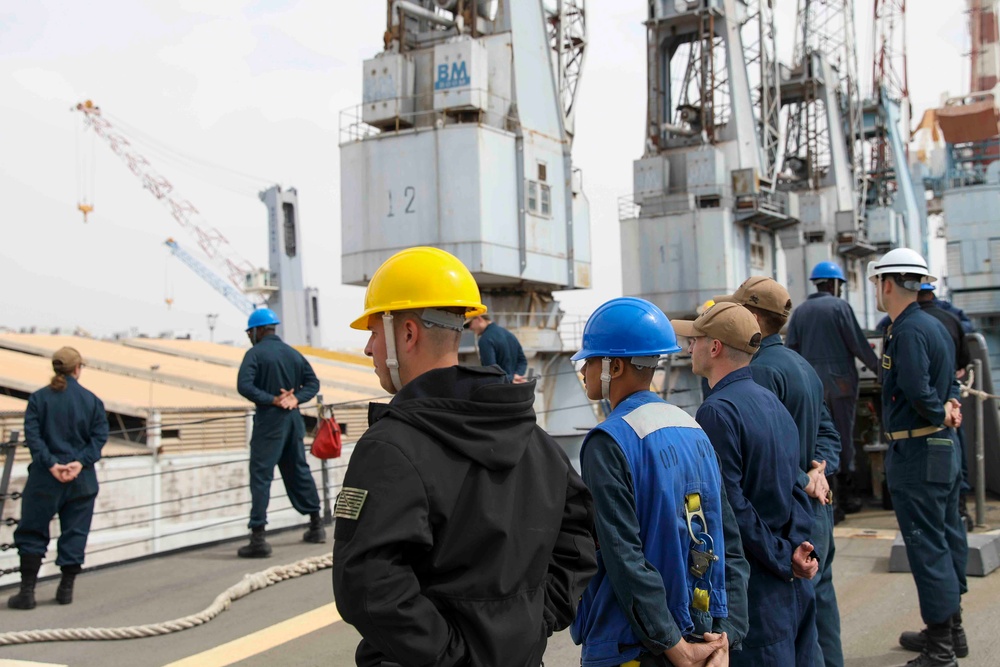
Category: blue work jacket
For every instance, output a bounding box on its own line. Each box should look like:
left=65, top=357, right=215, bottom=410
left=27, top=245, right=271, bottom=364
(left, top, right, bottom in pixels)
left=881, top=302, right=960, bottom=432
left=24, top=376, right=108, bottom=471
left=696, top=368, right=814, bottom=648
left=572, top=391, right=745, bottom=667
left=786, top=292, right=879, bottom=397
left=476, top=323, right=528, bottom=381
left=237, top=334, right=319, bottom=435
left=749, top=334, right=841, bottom=480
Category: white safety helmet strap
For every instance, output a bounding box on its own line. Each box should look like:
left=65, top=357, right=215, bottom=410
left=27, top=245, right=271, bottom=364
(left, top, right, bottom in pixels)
left=382, top=313, right=404, bottom=392
left=601, top=357, right=612, bottom=402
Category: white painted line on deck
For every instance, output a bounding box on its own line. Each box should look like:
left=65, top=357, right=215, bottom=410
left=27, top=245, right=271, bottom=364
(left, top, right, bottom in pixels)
left=0, top=661, right=69, bottom=667
left=162, top=602, right=341, bottom=667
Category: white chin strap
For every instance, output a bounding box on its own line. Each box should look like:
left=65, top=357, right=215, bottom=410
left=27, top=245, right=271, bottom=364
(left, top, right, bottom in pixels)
left=601, top=357, right=612, bottom=401
left=875, top=276, right=887, bottom=313
left=382, top=313, right=404, bottom=392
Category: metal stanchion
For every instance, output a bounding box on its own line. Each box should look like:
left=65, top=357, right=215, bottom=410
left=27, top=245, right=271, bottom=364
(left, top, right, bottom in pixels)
left=0, top=431, right=20, bottom=522
left=974, top=359, right=986, bottom=527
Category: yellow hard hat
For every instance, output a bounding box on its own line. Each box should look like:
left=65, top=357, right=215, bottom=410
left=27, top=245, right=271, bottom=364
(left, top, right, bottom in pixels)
left=696, top=299, right=715, bottom=316
left=350, top=246, right=487, bottom=330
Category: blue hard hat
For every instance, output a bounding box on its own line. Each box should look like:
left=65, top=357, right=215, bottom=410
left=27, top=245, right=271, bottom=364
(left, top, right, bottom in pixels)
left=246, top=308, right=280, bottom=331
left=810, top=261, right=846, bottom=282
left=920, top=283, right=936, bottom=291
left=571, top=297, right=681, bottom=361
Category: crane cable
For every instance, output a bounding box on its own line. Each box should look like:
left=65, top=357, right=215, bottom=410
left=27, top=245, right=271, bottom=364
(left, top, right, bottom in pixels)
left=0, top=553, right=333, bottom=646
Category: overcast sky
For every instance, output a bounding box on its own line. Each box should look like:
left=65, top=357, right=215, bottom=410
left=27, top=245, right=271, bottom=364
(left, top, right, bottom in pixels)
left=0, top=1, right=968, bottom=349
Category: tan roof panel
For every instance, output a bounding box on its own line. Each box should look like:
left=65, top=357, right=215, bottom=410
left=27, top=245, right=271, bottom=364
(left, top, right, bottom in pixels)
left=0, top=334, right=387, bottom=409
left=0, top=348, right=245, bottom=417
left=0, top=394, right=26, bottom=413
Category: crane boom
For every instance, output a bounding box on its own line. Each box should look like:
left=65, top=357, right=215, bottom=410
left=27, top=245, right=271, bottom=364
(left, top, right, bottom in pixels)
left=73, top=100, right=263, bottom=293
left=164, top=238, right=261, bottom=316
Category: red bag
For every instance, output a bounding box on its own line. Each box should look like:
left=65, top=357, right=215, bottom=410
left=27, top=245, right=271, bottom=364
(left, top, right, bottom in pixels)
left=311, top=416, right=342, bottom=459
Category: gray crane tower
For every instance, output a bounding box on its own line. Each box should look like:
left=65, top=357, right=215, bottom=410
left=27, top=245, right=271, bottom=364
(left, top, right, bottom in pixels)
left=619, top=0, right=797, bottom=411
left=339, top=0, right=596, bottom=448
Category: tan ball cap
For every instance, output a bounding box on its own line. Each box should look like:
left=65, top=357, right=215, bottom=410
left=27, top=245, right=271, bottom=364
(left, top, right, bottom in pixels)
left=714, top=276, right=792, bottom=317
left=52, top=346, right=83, bottom=371
left=670, top=302, right=762, bottom=355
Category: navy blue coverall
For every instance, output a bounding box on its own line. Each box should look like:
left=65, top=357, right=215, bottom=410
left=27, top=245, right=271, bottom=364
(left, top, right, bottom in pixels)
left=750, top=334, right=843, bottom=667
left=696, top=367, right=817, bottom=667
left=882, top=303, right=968, bottom=625
left=787, top=292, right=880, bottom=472
left=16, top=377, right=109, bottom=566
left=237, top=334, right=321, bottom=529
left=476, top=322, right=528, bottom=382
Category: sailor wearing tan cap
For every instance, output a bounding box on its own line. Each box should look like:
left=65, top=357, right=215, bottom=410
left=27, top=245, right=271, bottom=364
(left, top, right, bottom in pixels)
left=672, top=302, right=819, bottom=667
left=8, top=347, right=109, bottom=610
left=716, top=277, right=844, bottom=667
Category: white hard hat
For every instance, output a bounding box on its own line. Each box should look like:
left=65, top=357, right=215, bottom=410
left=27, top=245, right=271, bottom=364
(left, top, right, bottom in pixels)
left=867, top=247, right=936, bottom=286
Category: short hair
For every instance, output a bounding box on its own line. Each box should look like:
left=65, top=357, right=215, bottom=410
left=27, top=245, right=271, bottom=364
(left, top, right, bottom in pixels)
left=721, top=343, right=754, bottom=365
left=744, top=305, right=787, bottom=337
left=395, top=310, right=462, bottom=352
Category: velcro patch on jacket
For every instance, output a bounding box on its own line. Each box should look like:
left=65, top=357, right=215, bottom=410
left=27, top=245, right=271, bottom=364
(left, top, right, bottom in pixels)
left=334, top=487, right=368, bottom=520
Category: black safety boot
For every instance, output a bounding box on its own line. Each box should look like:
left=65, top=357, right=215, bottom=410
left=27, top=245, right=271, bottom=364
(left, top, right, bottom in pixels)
left=302, top=511, right=326, bottom=544
left=7, top=553, right=42, bottom=610
left=237, top=526, right=272, bottom=558
left=56, top=564, right=82, bottom=605
left=838, top=474, right=864, bottom=514
left=899, top=610, right=969, bottom=659
left=900, top=619, right=958, bottom=667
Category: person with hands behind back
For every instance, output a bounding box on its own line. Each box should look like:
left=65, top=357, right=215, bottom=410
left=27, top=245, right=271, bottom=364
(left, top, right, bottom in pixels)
left=672, top=302, right=819, bottom=667
left=9, top=346, right=108, bottom=610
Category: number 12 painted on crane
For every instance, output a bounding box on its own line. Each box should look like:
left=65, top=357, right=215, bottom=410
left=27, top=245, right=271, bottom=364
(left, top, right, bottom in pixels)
left=387, top=187, right=416, bottom=217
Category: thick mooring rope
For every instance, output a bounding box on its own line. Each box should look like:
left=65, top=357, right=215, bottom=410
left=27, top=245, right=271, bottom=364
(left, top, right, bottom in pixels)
left=0, top=553, right=333, bottom=646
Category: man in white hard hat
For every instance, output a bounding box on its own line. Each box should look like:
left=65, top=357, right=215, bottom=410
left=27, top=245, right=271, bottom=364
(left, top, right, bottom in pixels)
left=869, top=248, right=967, bottom=667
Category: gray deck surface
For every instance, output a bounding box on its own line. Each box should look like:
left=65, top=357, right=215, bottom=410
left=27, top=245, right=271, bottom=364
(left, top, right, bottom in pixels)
left=1, top=504, right=999, bottom=667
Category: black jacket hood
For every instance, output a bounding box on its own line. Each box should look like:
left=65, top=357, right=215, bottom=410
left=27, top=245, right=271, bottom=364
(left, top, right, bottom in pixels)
left=368, top=365, right=538, bottom=471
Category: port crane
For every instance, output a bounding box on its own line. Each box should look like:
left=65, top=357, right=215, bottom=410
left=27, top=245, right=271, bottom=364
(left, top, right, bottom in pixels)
left=73, top=100, right=321, bottom=346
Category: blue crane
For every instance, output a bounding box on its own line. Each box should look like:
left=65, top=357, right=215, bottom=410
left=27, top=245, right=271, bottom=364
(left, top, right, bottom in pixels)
left=164, top=238, right=262, bottom=316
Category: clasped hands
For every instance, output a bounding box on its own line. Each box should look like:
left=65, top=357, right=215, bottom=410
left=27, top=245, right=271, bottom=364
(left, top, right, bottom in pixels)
left=49, top=461, right=83, bottom=483
left=945, top=398, right=962, bottom=429
left=803, top=460, right=830, bottom=505
left=272, top=389, right=299, bottom=410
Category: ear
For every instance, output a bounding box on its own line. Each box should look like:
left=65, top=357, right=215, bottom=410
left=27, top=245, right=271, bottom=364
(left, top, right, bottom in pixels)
left=709, top=339, right=724, bottom=359
left=399, top=317, right=421, bottom=353
left=609, top=358, right=626, bottom=379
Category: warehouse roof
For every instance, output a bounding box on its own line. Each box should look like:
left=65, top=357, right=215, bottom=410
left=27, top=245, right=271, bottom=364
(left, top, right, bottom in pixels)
left=0, top=334, right=387, bottom=409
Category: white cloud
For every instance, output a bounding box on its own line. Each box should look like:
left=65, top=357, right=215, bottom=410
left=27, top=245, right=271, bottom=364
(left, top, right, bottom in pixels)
left=10, top=66, right=77, bottom=102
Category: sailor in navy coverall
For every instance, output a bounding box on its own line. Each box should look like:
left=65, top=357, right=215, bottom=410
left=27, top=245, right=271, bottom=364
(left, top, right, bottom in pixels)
left=718, top=276, right=844, bottom=667
left=673, top=302, right=819, bottom=667
left=9, top=346, right=108, bottom=610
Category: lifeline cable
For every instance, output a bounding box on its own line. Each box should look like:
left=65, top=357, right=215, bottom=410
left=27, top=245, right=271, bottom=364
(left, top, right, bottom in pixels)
left=0, top=553, right=333, bottom=646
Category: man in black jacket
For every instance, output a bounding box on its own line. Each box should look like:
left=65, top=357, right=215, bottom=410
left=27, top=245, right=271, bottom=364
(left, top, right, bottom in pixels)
left=333, top=246, right=597, bottom=667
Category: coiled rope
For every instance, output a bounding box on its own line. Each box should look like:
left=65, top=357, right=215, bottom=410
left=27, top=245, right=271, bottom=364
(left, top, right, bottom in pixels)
left=0, top=553, right=333, bottom=646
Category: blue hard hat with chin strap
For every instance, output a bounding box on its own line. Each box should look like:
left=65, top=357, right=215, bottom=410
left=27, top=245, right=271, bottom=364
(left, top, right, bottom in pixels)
left=920, top=283, right=936, bottom=291
left=810, top=261, right=846, bottom=282
left=246, top=308, right=280, bottom=331
left=572, top=297, right=681, bottom=361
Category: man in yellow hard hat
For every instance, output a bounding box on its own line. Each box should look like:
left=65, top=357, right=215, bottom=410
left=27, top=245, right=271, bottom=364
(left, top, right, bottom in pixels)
left=332, top=246, right=597, bottom=667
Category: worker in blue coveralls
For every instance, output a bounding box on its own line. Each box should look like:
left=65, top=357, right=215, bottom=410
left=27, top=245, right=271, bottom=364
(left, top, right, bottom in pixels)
left=672, top=302, right=820, bottom=667
left=570, top=297, right=750, bottom=667
left=9, top=347, right=108, bottom=610
left=787, top=261, right=880, bottom=523
left=868, top=248, right=968, bottom=667
left=878, top=284, right=976, bottom=532
left=716, top=277, right=844, bottom=667
left=465, top=313, right=528, bottom=382
left=236, top=307, right=325, bottom=558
